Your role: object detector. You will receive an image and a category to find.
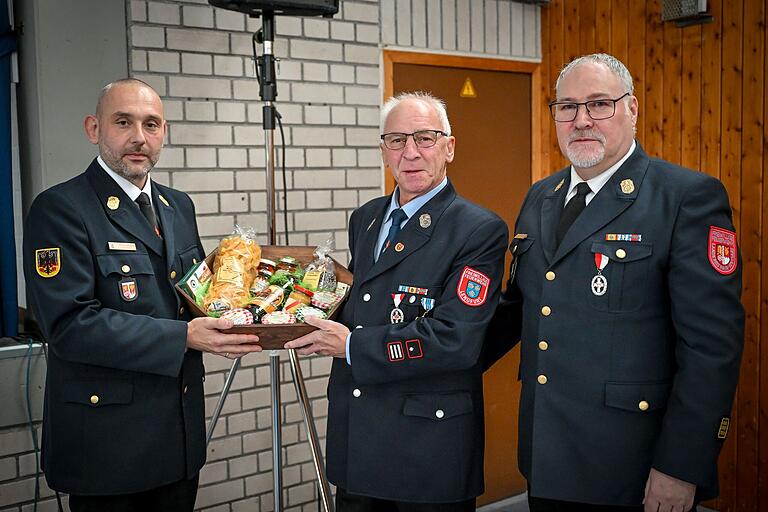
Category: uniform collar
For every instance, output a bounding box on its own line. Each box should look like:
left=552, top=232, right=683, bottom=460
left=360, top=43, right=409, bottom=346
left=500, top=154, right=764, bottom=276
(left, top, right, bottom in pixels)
left=386, top=176, right=448, bottom=223
left=565, top=140, right=636, bottom=204
left=97, top=155, right=154, bottom=208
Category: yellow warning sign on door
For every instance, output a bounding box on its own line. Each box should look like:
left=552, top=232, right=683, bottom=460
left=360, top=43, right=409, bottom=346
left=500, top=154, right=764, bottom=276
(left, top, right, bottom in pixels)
left=460, top=77, right=477, bottom=98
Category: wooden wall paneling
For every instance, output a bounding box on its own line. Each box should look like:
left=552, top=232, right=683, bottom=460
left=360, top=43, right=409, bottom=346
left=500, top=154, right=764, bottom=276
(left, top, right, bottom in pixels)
left=594, top=0, right=611, bottom=52
left=564, top=0, right=579, bottom=63
left=699, top=0, right=723, bottom=180
left=578, top=0, right=596, bottom=55
left=760, top=0, right=768, bottom=506
left=680, top=24, right=701, bottom=171
left=547, top=0, right=567, bottom=173
left=737, top=3, right=763, bottom=511
left=538, top=3, right=552, bottom=178
left=643, top=0, right=664, bottom=157
left=627, top=0, right=646, bottom=146
left=610, top=0, right=628, bottom=65
left=661, top=21, right=682, bottom=163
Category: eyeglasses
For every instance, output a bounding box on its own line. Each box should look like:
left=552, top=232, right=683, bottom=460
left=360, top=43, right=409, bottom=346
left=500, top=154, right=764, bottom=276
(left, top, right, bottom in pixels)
left=380, top=130, right=448, bottom=150
left=549, top=92, right=630, bottom=122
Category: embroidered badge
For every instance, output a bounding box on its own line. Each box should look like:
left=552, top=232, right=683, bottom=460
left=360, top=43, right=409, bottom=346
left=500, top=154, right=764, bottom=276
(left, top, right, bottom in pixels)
left=35, top=248, right=61, bottom=278
left=717, top=417, right=730, bottom=439
left=457, top=266, right=490, bottom=307
left=387, top=341, right=404, bottom=362
left=405, top=339, right=423, bottom=359
left=708, top=226, right=738, bottom=275
left=120, top=278, right=138, bottom=302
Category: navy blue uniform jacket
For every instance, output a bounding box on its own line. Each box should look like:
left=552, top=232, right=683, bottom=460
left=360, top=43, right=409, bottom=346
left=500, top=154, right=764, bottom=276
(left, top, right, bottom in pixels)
left=23, top=159, right=207, bottom=495
left=486, top=145, right=744, bottom=506
left=327, top=181, right=508, bottom=502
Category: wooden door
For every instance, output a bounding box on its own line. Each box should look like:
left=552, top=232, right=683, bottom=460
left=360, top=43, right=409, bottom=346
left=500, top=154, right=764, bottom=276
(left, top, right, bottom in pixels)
left=386, top=52, right=536, bottom=505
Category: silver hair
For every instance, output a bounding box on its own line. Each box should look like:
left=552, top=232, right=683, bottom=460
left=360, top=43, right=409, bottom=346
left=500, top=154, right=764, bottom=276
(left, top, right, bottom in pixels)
left=555, top=53, right=634, bottom=98
left=380, top=91, right=452, bottom=135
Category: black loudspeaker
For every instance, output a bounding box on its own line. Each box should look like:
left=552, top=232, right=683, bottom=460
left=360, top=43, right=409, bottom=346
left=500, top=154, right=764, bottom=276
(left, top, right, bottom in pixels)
left=208, top=0, right=338, bottom=16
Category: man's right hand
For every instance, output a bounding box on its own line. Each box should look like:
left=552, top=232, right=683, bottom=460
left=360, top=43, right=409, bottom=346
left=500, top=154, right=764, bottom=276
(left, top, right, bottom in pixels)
left=186, top=317, right=262, bottom=358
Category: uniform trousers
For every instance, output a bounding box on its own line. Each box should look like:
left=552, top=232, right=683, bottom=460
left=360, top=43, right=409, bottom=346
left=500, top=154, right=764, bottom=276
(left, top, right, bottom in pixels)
left=336, top=487, right=476, bottom=512
left=68, top=474, right=199, bottom=512
left=527, top=493, right=698, bottom=512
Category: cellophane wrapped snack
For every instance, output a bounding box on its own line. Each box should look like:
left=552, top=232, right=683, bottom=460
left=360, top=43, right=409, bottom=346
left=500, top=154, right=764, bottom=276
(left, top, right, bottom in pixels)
left=303, top=234, right=337, bottom=292
left=203, top=225, right=261, bottom=314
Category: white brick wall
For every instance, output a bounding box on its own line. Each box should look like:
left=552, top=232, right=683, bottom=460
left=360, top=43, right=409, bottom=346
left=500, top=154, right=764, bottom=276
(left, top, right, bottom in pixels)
left=1, top=1, right=541, bottom=510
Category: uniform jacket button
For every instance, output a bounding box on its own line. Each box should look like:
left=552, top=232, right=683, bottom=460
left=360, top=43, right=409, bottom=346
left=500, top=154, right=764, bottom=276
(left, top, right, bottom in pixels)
left=179, top=306, right=185, bottom=315
left=183, top=385, right=188, bottom=394
left=538, top=341, right=549, bottom=351
left=170, top=270, right=177, bottom=279
left=121, top=265, right=130, bottom=273
left=537, top=375, right=548, bottom=385
left=90, top=395, right=99, bottom=404
left=362, top=293, right=371, bottom=302
left=541, top=306, right=551, bottom=316
left=355, top=325, right=363, bottom=329
left=616, top=248, right=627, bottom=259
left=638, top=400, right=649, bottom=411
left=435, top=409, right=445, bottom=419
left=353, top=388, right=361, bottom=397
left=545, top=271, right=556, bottom=281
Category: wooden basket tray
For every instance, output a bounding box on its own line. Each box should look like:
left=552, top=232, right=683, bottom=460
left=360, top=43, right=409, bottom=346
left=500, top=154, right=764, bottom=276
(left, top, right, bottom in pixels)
left=175, top=245, right=353, bottom=350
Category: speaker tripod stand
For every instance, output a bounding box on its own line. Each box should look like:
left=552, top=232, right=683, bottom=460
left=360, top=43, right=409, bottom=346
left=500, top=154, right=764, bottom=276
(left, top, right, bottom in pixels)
left=203, top=10, right=334, bottom=512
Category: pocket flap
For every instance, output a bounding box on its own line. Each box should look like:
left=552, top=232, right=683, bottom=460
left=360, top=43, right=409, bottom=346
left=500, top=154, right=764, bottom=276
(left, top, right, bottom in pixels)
left=62, top=380, right=134, bottom=407
left=403, top=392, right=473, bottom=420
left=96, top=253, right=155, bottom=277
left=591, top=242, right=652, bottom=262
left=605, top=381, right=671, bottom=412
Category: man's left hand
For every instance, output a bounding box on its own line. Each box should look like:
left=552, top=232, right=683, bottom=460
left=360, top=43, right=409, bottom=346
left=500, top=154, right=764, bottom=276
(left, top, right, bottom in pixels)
left=643, top=468, right=696, bottom=512
left=283, top=316, right=349, bottom=358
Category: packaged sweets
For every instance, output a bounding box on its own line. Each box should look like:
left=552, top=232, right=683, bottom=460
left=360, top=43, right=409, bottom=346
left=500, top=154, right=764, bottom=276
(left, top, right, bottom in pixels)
left=203, top=226, right=261, bottom=313
left=310, top=291, right=340, bottom=311
left=284, top=285, right=314, bottom=313
left=220, top=308, right=254, bottom=325
left=303, top=235, right=337, bottom=292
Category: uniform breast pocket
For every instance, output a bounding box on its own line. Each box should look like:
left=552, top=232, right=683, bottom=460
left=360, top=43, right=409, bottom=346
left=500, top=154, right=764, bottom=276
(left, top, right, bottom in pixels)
left=396, top=284, right=441, bottom=322
left=588, top=242, right=653, bottom=312
left=95, top=252, right=156, bottom=311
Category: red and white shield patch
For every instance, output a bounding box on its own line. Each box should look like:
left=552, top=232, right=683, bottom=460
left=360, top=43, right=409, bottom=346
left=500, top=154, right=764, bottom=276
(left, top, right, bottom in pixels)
left=708, top=226, right=737, bottom=275
left=456, top=266, right=490, bottom=307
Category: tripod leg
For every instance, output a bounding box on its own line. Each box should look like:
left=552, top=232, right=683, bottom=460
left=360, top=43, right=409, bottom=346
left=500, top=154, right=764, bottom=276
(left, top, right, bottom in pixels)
left=288, top=348, right=335, bottom=512
left=270, top=351, right=283, bottom=511
left=206, top=357, right=242, bottom=445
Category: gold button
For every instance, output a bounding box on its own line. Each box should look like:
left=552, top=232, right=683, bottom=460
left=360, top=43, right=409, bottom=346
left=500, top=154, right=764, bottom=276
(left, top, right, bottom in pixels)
left=541, top=306, right=551, bottom=316
left=638, top=400, right=649, bottom=411
left=192, top=258, right=198, bottom=264
left=545, top=271, right=556, bottom=281
left=170, top=270, right=177, bottom=279
left=90, top=395, right=99, bottom=405
left=537, top=375, right=548, bottom=385
left=179, top=307, right=185, bottom=315
left=121, top=265, right=131, bottom=273
left=538, top=341, right=549, bottom=351
left=616, top=248, right=627, bottom=259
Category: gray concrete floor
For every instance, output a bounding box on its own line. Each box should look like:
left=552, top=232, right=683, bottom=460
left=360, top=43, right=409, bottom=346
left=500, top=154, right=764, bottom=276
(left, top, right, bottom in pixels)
left=477, top=494, right=717, bottom=512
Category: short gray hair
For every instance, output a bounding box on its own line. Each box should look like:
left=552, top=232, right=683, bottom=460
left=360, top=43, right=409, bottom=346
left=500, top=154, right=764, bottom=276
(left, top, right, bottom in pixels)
left=380, top=91, right=452, bottom=135
left=555, top=53, right=634, bottom=97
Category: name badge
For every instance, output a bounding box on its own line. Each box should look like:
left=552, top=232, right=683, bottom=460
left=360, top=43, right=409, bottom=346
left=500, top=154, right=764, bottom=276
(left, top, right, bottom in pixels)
left=108, top=242, right=137, bottom=251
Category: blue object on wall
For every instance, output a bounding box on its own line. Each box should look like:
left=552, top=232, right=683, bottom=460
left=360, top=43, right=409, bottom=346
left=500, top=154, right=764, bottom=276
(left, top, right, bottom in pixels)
left=0, top=0, right=18, bottom=336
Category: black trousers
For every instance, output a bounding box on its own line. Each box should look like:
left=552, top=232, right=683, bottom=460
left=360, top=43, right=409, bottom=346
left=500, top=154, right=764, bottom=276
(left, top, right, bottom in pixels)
left=68, top=474, right=199, bottom=512
left=527, top=494, right=644, bottom=512
left=336, top=487, right=476, bottom=512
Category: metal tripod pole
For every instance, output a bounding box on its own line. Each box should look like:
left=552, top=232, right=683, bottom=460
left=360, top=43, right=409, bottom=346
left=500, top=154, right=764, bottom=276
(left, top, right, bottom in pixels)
left=204, top=10, right=334, bottom=512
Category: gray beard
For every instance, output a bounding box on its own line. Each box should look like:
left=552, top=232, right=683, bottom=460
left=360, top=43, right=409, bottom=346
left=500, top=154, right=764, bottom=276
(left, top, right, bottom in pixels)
left=567, top=146, right=605, bottom=169
left=100, top=143, right=155, bottom=182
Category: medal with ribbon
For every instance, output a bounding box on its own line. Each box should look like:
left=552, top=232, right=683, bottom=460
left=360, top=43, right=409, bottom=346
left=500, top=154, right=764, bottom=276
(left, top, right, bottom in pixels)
left=591, top=253, right=609, bottom=296
left=390, top=293, right=405, bottom=323
left=420, top=297, right=435, bottom=317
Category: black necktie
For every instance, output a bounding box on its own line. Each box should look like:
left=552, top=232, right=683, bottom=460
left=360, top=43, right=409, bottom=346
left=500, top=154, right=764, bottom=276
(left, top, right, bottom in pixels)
left=135, top=192, right=161, bottom=237
left=556, top=182, right=591, bottom=247
left=380, top=208, right=408, bottom=256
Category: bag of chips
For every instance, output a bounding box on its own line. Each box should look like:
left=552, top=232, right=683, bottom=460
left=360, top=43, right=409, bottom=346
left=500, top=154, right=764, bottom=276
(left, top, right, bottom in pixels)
left=203, top=225, right=262, bottom=313
left=302, top=234, right=337, bottom=292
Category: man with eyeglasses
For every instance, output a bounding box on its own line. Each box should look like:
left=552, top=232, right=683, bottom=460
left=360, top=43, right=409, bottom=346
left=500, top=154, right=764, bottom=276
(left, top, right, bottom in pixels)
left=485, top=53, right=744, bottom=511
left=286, top=92, right=507, bottom=511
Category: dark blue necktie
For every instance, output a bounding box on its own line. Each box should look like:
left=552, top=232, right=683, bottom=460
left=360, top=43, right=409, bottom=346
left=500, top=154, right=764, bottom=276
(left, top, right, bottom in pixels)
left=556, top=182, right=591, bottom=247
left=380, top=208, right=408, bottom=256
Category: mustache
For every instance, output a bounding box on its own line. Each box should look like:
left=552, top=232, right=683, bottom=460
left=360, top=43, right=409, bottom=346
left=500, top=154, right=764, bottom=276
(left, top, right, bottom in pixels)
left=568, top=130, right=606, bottom=144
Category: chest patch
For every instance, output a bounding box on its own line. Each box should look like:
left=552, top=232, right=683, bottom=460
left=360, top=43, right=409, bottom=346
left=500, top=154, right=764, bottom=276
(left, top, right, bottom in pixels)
left=708, top=226, right=738, bottom=275
left=456, top=266, right=490, bottom=307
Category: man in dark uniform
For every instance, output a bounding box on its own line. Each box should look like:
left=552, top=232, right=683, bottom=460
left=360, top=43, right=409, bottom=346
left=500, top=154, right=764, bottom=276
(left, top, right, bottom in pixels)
left=286, top=92, right=508, bottom=511
left=23, top=78, right=261, bottom=511
left=486, top=54, right=745, bottom=511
